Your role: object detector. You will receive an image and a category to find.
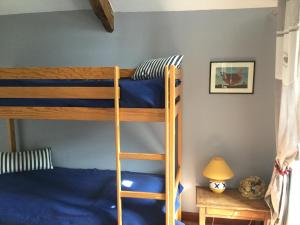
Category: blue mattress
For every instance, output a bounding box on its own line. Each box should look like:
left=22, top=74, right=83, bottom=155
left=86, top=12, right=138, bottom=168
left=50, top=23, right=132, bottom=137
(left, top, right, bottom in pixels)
left=0, top=79, right=180, bottom=108
left=0, top=167, right=184, bottom=225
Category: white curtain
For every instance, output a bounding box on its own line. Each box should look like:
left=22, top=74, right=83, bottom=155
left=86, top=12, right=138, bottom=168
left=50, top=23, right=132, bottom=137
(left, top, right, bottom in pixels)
left=265, top=1, right=300, bottom=225
left=286, top=161, right=300, bottom=224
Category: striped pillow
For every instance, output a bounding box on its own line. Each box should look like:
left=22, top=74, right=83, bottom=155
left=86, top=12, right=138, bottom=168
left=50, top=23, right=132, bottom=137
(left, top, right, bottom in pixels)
left=0, top=147, right=53, bottom=175
left=132, top=55, right=184, bottom=80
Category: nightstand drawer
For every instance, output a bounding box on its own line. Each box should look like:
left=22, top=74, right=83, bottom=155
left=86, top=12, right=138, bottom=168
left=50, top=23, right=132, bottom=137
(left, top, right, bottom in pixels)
left=206, top=208, right=267, bottom=220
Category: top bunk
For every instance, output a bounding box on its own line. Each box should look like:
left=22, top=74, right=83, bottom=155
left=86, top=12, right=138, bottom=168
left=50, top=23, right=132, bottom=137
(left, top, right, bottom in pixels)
left=0, top=66, right=183, bottom=122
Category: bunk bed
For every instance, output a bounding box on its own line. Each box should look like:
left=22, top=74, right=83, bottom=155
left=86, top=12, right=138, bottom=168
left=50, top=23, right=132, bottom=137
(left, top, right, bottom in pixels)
left=0, top=65, right=183, bottom=225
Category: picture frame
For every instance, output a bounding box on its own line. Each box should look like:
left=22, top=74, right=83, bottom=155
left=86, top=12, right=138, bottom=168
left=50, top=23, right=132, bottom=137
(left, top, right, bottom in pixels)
left=209, top=61, right=255, bottom=94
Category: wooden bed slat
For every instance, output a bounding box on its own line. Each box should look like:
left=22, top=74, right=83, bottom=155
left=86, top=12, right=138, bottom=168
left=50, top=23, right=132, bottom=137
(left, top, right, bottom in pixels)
left=120, top=67, right=182, bottom=79
left=0, top=106, right=178, bottom=122
left=0, top=67, right=118, bottom=79
left=0, top=107, right=114, bottom=121
left=0, top=87, right=118, bottom=99
left=120, top=69, right=135, bottom=78
left=120, top=152, right=165, bottom=161
left=0, top=67, right=134, bottom=79
left=0, top=67, right=114, bottom=80
left=0, top=107, right=165, bottom=122
left=121, top=191, right=165, bottom=200
left=115, top=67, right=180, bottom=80
left=120, top=108, right=165, bottom=122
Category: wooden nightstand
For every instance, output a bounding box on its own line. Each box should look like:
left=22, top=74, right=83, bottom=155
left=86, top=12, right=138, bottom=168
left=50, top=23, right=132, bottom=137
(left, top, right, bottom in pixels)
left=196, top=186, right=270, bottom=225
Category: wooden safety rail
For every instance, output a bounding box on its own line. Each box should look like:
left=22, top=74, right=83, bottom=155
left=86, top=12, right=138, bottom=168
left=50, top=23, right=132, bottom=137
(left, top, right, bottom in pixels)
left=0, top=67, right=182, bottom=122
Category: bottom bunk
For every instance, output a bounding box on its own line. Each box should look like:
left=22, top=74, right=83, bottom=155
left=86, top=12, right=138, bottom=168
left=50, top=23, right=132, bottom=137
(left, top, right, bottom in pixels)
left=0, top=167, right=184, bottom=225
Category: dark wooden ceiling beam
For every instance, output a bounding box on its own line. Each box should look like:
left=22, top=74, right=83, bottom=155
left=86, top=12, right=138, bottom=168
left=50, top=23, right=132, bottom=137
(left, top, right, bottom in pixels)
left=90, top=0, right=114, bottom=32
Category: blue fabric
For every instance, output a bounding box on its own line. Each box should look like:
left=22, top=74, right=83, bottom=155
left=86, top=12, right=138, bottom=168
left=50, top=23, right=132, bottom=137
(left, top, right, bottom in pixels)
left=0, top=79, right=180, bottom=108
left=0, top=167, right=184, bottom=225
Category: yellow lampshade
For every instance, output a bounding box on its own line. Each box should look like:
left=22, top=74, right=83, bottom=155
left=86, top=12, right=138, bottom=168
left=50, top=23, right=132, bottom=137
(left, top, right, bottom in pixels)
left=203, top=157, right=234, bottom=181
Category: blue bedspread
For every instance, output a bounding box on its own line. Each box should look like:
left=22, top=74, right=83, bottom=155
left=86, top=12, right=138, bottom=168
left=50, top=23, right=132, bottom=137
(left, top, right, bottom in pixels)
left=0, top=167, right=184, bottom=225
left=0, top=79, right=180, bottom=108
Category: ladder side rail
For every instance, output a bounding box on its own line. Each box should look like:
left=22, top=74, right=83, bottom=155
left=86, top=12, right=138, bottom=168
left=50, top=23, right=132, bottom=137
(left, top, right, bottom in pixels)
left=114, top=66, right=122, bottom=225
left=169, top=65, right=176, bottom=225
left=165, top=66, right=170, bottom=225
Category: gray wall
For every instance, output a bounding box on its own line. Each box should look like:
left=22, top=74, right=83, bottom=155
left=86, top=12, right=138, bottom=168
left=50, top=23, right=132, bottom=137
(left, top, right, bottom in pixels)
left=0, top=9, right=276, bottom=212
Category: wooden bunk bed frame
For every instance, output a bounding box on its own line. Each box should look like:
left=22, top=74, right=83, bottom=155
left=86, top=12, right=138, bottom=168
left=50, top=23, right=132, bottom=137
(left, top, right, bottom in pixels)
left=0, top=65, right=183, bottom=225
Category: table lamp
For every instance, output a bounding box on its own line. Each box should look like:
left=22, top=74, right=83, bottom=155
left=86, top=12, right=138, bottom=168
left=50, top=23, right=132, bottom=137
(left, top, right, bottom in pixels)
left=202, top=157, right=234, bottom=193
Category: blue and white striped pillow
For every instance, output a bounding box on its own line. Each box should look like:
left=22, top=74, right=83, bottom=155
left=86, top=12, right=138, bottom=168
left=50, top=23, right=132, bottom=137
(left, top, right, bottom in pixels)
left=0, top=147, right=53, bottom=175
left=132, top=55, right=184, bottom=80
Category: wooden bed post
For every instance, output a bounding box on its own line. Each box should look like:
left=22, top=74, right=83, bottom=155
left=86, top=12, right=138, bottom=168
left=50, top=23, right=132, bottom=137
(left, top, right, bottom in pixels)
left=114, top=66, right=122, bottom=225
left=8, top=119, right=16, bottom=152
left=169, top=65, right=176, bottom=225
left=165, top=66, right=170, bottom=225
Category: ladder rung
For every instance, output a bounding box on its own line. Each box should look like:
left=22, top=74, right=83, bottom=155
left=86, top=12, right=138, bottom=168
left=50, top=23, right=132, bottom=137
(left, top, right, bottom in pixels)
left=121, top=190, right=165, bottom=200
left=119, top=152, right=165, bottom=161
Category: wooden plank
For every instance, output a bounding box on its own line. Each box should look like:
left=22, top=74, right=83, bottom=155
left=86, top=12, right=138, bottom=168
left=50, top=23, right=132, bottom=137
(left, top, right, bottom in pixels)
left=90, top=0, right=114, bottom=32
left=121, top=191, right=165, bottom=200
left=114, top=66, right=122, bottom=225
left=0, top=107, right=165, bottom=122
left=120, top=108, right=164, bottom=122
left=169, top=65, right=176, bottom=225
left=8, top=119, right=16, bottom=152
left=0, top=107, right=115, bottom=121
left=0, top=67, right=116, bottom=79
left=121, top=68, right=180, bottom=79
left=120, top=152, right=165, bottom=161
left=0, top=67, right=163, bottom=79
left=120, top=69, right=135, bottom=78
left=121, top=68, right=181, bottom=79
left=165, top=66, right=170, bottom=225
left=0, top=87, right=117, bottom=99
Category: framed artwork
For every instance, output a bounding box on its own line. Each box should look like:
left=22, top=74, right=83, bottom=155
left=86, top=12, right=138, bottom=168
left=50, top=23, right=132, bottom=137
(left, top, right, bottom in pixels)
left=209, top=61, right=255, bottom=94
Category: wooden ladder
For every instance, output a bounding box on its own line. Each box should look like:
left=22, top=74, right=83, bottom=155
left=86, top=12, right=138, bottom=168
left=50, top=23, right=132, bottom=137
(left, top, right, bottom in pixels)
left=113, top=66, right=178, bottom=225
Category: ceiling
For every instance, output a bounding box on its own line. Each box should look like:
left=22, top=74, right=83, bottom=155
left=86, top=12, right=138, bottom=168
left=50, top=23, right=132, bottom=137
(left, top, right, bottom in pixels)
left=0, top=0, right=277, bottom=15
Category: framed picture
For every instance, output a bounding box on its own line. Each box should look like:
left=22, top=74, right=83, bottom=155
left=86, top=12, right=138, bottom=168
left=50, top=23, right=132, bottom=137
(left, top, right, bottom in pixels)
left=209, top=61, right=255, bottom=94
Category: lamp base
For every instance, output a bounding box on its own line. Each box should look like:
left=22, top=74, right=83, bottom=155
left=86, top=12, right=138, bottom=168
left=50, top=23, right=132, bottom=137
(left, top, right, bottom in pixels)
left=209, top=180, right=226, bottom=194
